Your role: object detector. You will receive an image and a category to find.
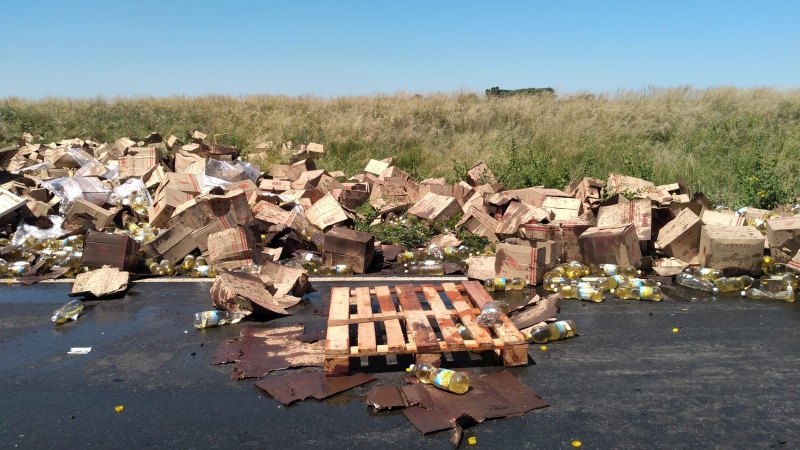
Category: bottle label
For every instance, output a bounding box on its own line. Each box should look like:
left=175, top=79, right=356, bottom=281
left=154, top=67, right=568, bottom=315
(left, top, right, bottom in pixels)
left=434, top=369, right=454, bottom=389
left=555, top=321, right=568, bottom=338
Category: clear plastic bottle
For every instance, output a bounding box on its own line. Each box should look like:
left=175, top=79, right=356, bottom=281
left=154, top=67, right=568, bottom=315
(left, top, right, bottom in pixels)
left=714, top=276, right=754, bottom=292
left=484, top=277, right=526, bottom=291
left=762, top=255, right=775, bottom=274
left=395, top=251, right=414, bottom=264
left=194, top=310, right=246, bottom=329
left=427, top=245, right=445, bottom=260
left=742, top=288, right=795, bottom=303
left=692, top=268, right=724, bottom=282
left=675, top=273, right=718, bottom=292
left=52, top=299, right=85, bottom=325
left=523, top=320, right=577, bottom=343
left=615, top=285, right=663, bottom=301
left=406, top=363, right=470, bottom=394
left=181, top=255, right=196, bottom=271
left=456, top=323, right=473, bottom=340
left=558, top=285, right=604, bottom=302
left=191, top=265, right=216, bottom=278
left=0, top=257, right=8, bottom=274
left=592, top=263, right=638, bottom=277
left=782, top=273, right=798, bottom=291
left=568, top=261, right=590, bottom=277
left=543, top=275, right=569, bottom=291
left=772, top=263, right=788, bottom=275
left=592, top=275, right=629, bottom=292
left=404, top=262, right=445, bottom=275
left=476, top=301, right=501, bottom=327
left=316, top=264, right=355, bottom=276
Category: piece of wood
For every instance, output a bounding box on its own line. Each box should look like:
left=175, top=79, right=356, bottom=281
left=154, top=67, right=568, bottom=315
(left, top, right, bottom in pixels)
left=355, top=287, right=377, bottom=354
left=395, top=284, right=440, bottom=353
left=420, top=284, right=465, bottom=350
left=376, top=286, right=406, bottom=352
left=442, top=283, right=495, bottom=348
left=462, top=280, right=526, bottom=345
left=325, top=287, right=351, bottom=355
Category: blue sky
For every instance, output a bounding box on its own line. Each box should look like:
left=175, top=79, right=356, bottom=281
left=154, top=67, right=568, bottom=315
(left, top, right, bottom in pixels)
left=2, top=0, right=798, bottom=98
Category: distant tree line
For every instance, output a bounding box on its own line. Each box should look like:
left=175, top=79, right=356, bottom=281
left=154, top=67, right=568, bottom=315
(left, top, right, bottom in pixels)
left=485, top=86, right=556, bottom=98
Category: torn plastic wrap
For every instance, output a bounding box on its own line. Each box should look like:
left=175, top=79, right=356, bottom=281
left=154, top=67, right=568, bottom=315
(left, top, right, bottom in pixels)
left=12, top=215, right=69, bottom=246
left=13, top=161, right=54, bottom=175
left=39, top=176, right=111, bottom=214
left=74, top=160, right=114, bottom=179
left=205, top=158, right=259, bottom=183
left=109, top=178, right=153, bottom=209
left=48, top=147, right=94, bottom=169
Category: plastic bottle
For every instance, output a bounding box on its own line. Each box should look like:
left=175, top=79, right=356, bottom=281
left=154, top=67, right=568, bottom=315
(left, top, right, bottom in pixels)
left=484, top=277, right=525, bottom=292
left=427, top=245, right=445, bottom=260
left=543, top=275, right=569, bottom=291
left=191, top=265, right=216, bottom=278
left=404, top=262, right=445, bottom=275
left=396, top=251, right=414, bottom=264
left=0, top=257, right=9, bottom=274
left=781, top=273, right=798, bottom=291
left=675, top=273, right=718, bottom=292
left=714, top=276, right=754, bottom=292
left=523, top=320, right=577, bottom=343
left=194, top=310, right=246, bottom=329
left=592, top=275, right=629, bottom=292
left=568, top=261, right=590, bottom=277
left=456, top=323, right=473, bottom=340
left=592, top=263, right=638, bottom=277
left=316, top=264, right=354, bottom=276
left=772, top=263, right=788, bottom=275
left=692, top=268, right=724, bottom=282
left=181, top=255, right=196, bottom=271
left=406, top=363, right=470, bottom=394
left=558, top=284, right=604, bottom=302
left=742, top=288, right=795, bottom=303
left=614, top=285, right=663, bottom=301
left=476, top=301, right=501, bottom=327
left=52, top=299, right=85, bottom=324
left=762, top=255, right=775, bottom=274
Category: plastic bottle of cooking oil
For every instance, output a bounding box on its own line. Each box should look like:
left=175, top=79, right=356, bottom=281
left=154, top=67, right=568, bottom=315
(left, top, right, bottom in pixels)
left=193, top=310, right=246, bottom=329
left=781, top=273, right=798, bottom=291
left=714, top=276, right=754, bottom=292
left=762, top=255, right=775, bottom=274
left=406, top=363, right=470, bottom=394
left=558, top=284, right=604, bottom=302
left=52, top=299, right=85, bottom=325
left=523, top=320, right=577, bottom=344
left=592, top=275, right=629, bottom=292
left=476, top=301, right=501, bottom=327
left=316, top=264, right=354, bottom=276
left=484, top=277, right=525, bottom=292
left=404, top=262, right=445, bottom=275
left=691, top=267, right=724, bottom=282
left=181, top=254, right=196, bottom=271
left=591, top=263, right=638, bottom=277
left=456, top=322, right=473, bottom=340
left=772, top=263, right=788, bottom=275
left=568, top=261, right=590, bottom=277
left=191, top=265, right=216, bottom=278
left=614, top=285, right=663, bottom=301
left=0, top=257, right=8, bottom=274
left=543, top=275, right=569, bottom=291
left=742, top=288, right=795, bottom=302
left=675, top=273, right=718, bottom=292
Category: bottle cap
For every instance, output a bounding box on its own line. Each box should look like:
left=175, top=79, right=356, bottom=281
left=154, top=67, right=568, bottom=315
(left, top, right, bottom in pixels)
left=406, top=364, right=415, bottom=372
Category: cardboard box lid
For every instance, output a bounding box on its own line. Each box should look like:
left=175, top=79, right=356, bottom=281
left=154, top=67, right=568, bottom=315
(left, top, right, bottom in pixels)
left=364, top=159, right=390, bottom=176
left=407, top=192, right=461, bottom=221
left=605, top=173, right=655, bottom=195
left=305, top=192, right=349, bottom=229
left=596, top=198, right=653, bottom=241
left=495, top=201, right=552, bottom=235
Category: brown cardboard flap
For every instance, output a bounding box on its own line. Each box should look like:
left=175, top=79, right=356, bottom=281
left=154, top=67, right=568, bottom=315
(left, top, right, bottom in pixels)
left=596, top=198, right=653, bottom=241
left=70, top=267, right=129, bottom=298
left=407, top=192, right=461, bottom=221
left=655, top=208, right=702, bottom=264
left=305, top=193, right=349, bottom=229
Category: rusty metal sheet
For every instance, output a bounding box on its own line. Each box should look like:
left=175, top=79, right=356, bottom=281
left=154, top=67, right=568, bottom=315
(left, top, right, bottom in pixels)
left=510, top=292, right=562, bottom=330
left=255, top=370, right=375, bottom=405
left=210, top=325, right=324, bottom=379
left=16, top=267, right=69, bottom=285
left=366, top=384, right=433, bottom=411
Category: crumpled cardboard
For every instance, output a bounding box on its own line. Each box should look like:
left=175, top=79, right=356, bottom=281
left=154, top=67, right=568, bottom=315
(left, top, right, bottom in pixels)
left=210, top=271, right=289, bottom=316
left=69, top=267, right=129, bottom=298
left=656, top=208, right=702, bottom=264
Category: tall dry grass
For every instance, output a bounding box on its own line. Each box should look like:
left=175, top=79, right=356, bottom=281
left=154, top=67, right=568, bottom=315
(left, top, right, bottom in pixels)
left=2, top=86, right=800, bottom=207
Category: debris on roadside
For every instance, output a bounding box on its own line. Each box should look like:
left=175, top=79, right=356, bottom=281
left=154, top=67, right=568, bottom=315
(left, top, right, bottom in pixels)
left=69, top=267, right=129, bottom=298
left=254, top=370, right=375, bottom=406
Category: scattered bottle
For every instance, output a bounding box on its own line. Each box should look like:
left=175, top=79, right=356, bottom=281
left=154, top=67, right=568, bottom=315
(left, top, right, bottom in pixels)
left=456, top=322, right=473, bottom=340
left=194, top=310, right=246, bottom=329
left=568, top=261, right=590, bottom=277
left=781, top=273, right=798, bottom=291
left=592, top=275, right=629, bottom=292
left=772, top=263, right=788, bottom=275
left=558, top=284, right=604, bottom=302
left=675, top=273, right=718, bottom=293
left=52, top=299, right=85, bottom=325
left=614, top=285, right=663, bottom=301
left=592, top=263, right=638, bottom=277
left=0, top=257, right=7, bottom=274
left=691, top=267, right=724, bottom=282
left=484, top=277, right=525, bottom=291
left=762, top=255, right=775, bottom=274
left=405, top=261, right=445, bottom=275
left=524, top=320, right=577, bottom=344
left=742, top=288, right=795, bottom=303
left=543, top=275, right=569, bottom=291
left=191, top=265, right=216, bottom=278
left=476, top=301, right=502, bottom=327
left=714, top=276, right=754, bottom=292
left=181, top=254, right=196, bottom=271
left=406, top=363, right=470, bottom=394
left=316, top=264, right=355, bottom=276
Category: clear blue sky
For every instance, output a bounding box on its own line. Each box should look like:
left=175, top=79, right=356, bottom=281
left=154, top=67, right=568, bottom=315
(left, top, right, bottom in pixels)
left=2, top=0, right=798, bottom=98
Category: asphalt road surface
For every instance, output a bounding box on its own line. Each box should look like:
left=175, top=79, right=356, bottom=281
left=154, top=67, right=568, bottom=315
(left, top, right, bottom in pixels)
left=1, top=277, right=799, bottom=449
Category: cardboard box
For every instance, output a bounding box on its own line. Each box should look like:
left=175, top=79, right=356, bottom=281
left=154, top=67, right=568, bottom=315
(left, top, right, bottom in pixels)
left=305, top=193, right=349, bottom=229
left=141, top=222, right=197, bottom=264
left=466, top=162, right=497, bottom=186
left=417, top=183, right=472, bottom=200
left=505, top=187, right=571, bottom=207
left=64, top=199, right=115, bottom=231
left=207, top=226, right=263, bottom=270
left=364, top=159, right=390, bottom=176
left=191, top=214, right=237, bottom=252
left=210, top=271, right=287, bottom=316
left=596, top=198, right=653, bottom=241
left=565, top=177, right=603, bottom=203
left=520, top=222, right=591, bottom=262
left=291, top=169, right=326, bottom=190
left=224, top=179, right=258, bottom=195
left=70, top=267, right=129, bottom=298
left=495, top=201, right=552, bottom=236
left=466, top=255, right=496, bottom=281
left=174, top=149, right=205, bottom=174
left=765, top=217, right=800, bottom=262
left=166, top=173, right=202, bottom=195
left=58, top=176, right=110, bottom=211
left=578, top=225, right=642, bottom=266
left=118, top=147, right=161, bottom=179
left=322, top=227, right=375, bottom=274
left=698, top=225, right=764, bottom=276
left=369, top=182, right=411, bottom=214
left=407, top=192, right=461, bottom=221
left=605, top=173, right=654, bottom=195
left=655, top=208, right=702, bottom=263
left=82, top=231, right=142, bottom=271
left=456, top=206, right=499, bottom=243
left=338, top=188, right=370, bottom=210
left=0, top=187, right=27, bottom=220
left=700, top=209, right=745, bottom=226
left=259, top=178, right=292, bottom=193
left=494, top=240, right=558, bottom=285
left=541, top=196, right=583, bottom=221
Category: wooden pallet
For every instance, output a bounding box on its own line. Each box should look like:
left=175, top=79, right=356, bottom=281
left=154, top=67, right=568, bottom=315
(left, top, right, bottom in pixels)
left=324, top=280, right=528, bottom=375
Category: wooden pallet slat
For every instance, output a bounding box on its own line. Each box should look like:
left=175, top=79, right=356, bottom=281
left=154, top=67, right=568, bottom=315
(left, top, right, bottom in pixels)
left=442, top=282, right=495, bottom=348
left=420, top=284, right=465, bottom=351
left=463, top=280, right=526, bottom=345
left=355, top=287, right=377, bottom=354
left=395, top=284, right=440, bottom=353
left=325, top=287, right=351, bottom=355
left=376, top=286, right=406, bottom=352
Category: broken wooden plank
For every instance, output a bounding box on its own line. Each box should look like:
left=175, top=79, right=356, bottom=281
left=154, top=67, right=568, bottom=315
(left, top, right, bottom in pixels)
left=395, top=284, right=440, bottom=353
